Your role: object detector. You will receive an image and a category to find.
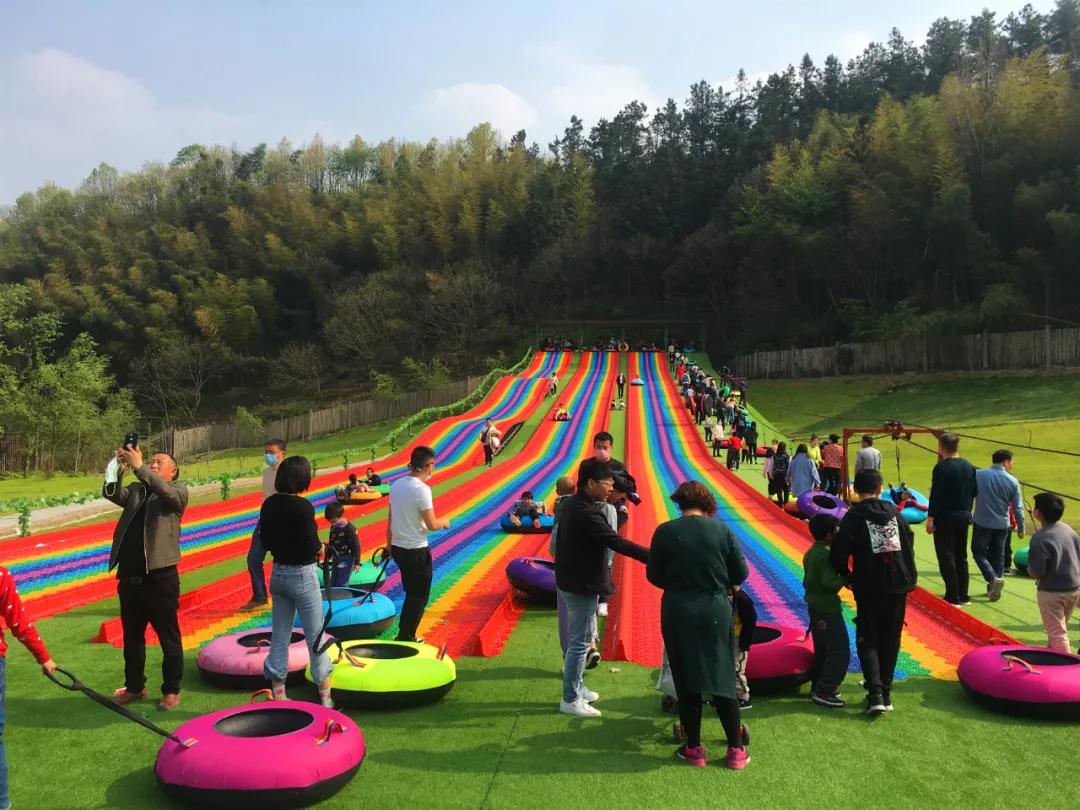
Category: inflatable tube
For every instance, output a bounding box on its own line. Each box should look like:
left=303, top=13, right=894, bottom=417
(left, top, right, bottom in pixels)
left=1014, top=546, right=1029, bottom=576
left=298, top=588, right=396, bottom=641
left=756, top=445, right=768, bottom=457
left=317, top=640, right=456, bottom=709
left=197, top=629, right=324, bottom=689
left=782, top=501, right=806, bottom=520
left=630, top=378, right=645, bottom=386
left=347, top=560, right=386, bottom=590
left=499, top=514, right=555, bottom=533
left=505, top=557, right=556, bottom=600
left=155, top=701, right=364, bottom=808
left=335, top=484, right=390, bottom=506
left=958, top=645, right=1080, bottom=721
left=745, top=623, right=815, bottom=692
left=795, top=491, right=848, bottom=522
left=883, top=486, right=929, bottom=524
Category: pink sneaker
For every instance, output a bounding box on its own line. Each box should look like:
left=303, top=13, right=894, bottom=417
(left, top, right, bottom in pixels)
left=676, top=744, right=707, bottom=767
left=726, top=745, right=749, bottom=770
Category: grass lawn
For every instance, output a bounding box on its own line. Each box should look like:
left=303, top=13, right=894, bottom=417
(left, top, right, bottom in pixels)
left=0, top=417, right=410, bottom=513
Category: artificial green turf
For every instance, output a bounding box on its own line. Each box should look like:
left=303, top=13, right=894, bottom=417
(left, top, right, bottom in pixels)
left=10, top=604, right=1080, bottom=809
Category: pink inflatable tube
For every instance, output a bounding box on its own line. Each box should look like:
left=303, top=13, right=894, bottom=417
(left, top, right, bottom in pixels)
left=197, top=629, right=323, bottom=689
left=745, top=623, right=815, bottom=691
left=958, top=645, right=1080, bottom=721
left=155, top=701, right=364, bottom=808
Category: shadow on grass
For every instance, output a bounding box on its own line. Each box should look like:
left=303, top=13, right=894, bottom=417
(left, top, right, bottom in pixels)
left=105, top=766, right=182, bottom=809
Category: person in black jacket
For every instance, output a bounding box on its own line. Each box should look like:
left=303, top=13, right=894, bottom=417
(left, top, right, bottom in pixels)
left=830, top=469, right=917, bottom=716
left=926, top=432, right=978, bottom=605
left=555, top=459, right=649, bottom=718
left=260, top=456, right=334, bottom=705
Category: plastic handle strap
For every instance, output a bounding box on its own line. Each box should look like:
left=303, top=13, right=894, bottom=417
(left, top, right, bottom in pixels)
left=314, top=718, right=346, bottom=746
left=437, top=643, right=449, bottom=661
left=246, top=639, right=272, bottom=655
left=45, top=667, right=81, bottom=692
left=1000, top=655, right=1041, bottom=675
left=250, top=688, right=274, bottom=702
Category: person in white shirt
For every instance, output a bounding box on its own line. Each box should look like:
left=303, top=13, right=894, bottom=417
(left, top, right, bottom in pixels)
left=853, top=435, right=882, bottom=475
left=242, top=438, right=286, bottom=610
left=384, top=445, right=450, bottom=642
left=480, top=418, right=502, bottom=467
left=549, top=372, right=559, bottom=397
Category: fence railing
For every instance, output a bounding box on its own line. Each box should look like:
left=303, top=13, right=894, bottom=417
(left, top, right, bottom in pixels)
left=732, top=326, right=1080, bottom=378
left=158, top=376, right=485, bottom=460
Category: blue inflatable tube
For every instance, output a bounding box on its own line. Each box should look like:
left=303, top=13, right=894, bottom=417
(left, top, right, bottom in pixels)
left=883, top=486, right=929, bottom=524
left=499, top=514, right=555, bottom=534
left=298, top=587, right=397, bottom=640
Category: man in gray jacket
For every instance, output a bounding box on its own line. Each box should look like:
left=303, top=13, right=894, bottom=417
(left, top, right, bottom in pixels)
left=103, top=443, right=188, bottom=711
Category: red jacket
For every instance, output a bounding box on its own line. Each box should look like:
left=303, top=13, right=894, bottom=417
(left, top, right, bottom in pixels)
left=0, top=567, right=51, bottom=664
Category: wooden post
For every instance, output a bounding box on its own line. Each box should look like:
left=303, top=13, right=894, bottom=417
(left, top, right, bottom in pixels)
left=1045, top=324, right=1052, bottom=368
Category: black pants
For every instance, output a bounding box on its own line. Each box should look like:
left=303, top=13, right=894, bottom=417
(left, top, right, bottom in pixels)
left=118, top=571, right=183, bottom=695
left=392, top=546, right=433, bottom=642
left=726, top=449, right=740, bottom=470
left=820, top=467, right=841, bottom=495
left=771, top=476, right=790, bottom=505
left=933, top=520, right=970, bottom=602
left=704, top=426, right=713, bottom=442
left=712, top=443, right=722, bottom=457
left=809, top=607, right=849, bottom=695
left=617, top=382, right=625, bottom=398
left=677, top=693, right=742, bottom=750
left=1004, top=531, right=1014, bottom=570
left=483, top=444, right=493, bottom=466
left=745, top=442, right=757, bottom=464
left=853, top=593, right=907, bottom=697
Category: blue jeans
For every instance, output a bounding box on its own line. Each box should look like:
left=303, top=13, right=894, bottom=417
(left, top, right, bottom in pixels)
left=557, top=590, right=597, bottom=655
left=264, top=564, right=332, bottom=686
left=972, top=524, right=1010, bottom=583
left=0, top=656, right=7, bottom=809
left=330, top=555, right=355, bottom=588
left=559, top=590, right=598, bottom=703
left=248, top=522, right=267, bottom=602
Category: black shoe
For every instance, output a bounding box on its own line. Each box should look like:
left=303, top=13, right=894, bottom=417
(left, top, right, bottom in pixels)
left=738, top=698, right=752, bottom=710
left=811, top=690, right=845, bottom=708
left=585, top=648, right=601, bottom=670
left=882, top=689, right=894, bottom=711
left=866, top=693, right=887, bottom=716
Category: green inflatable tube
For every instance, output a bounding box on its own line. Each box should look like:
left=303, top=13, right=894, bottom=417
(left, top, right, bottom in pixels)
left=311, top=640, right=456, bottom=709
left=1014, top=546, right=1029, bottom=576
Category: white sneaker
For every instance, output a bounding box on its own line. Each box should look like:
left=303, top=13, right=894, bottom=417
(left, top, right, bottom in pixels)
left=597, top=602, right=609, bottom=617
left=580, top=687, right=599, bottom=703
left=560, top=699, right=602, bottom=717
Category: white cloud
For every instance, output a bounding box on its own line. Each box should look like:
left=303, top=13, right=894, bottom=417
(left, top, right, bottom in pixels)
left=529, top=45, right=656, bottom=131
left=415, top=82, right=539, bottom=140
left=0, top=48, right=242, bottom=199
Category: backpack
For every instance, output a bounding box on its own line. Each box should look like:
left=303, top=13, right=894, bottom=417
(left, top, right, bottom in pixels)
left=479, top=428, right=489, bottom=445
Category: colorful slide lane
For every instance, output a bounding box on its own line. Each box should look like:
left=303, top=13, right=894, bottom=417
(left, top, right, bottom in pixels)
left=604, top=352, right=1003, bottom=681
left=5, top=352, right=569, bottom=620
left=171, top=352, right=615, bottom=655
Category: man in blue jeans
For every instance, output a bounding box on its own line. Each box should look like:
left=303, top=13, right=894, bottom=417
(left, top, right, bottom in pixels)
left=554, top=459, right=649, bottom=717
left=972, top=449, right=1025, bottom=602
left=242, top=438, right=286, bottom=610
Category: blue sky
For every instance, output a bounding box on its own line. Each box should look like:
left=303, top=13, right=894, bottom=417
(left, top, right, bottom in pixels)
left=1, top=0, right=1026, bottom=201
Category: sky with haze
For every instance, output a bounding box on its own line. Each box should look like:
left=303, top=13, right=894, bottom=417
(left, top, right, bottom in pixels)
left=1, top=0, right=1027, bottom=202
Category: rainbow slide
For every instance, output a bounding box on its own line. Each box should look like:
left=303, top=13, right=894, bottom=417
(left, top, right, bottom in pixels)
left=6, top=351, right=568, bottom=620
left=604, top=352, right=1006, bottom=680
left=159, top=351, right=614, bottom=654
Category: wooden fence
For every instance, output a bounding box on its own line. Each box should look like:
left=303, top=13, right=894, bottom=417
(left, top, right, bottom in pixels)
left=159, top=376, right=485, bottom=460
left=732, top=326, right=1080, bottom=378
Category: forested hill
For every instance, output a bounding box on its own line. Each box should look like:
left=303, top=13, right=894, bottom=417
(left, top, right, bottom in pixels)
left=2, top=3, right=1080, bottom=428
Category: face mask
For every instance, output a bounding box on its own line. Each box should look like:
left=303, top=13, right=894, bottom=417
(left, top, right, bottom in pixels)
left=264, top=453, right=278, bottom=466
left=423, top=470, right=434, bottom=482
left=594, top=447, right=611, bottom=462
left=104, top=456, right=121, bottom=485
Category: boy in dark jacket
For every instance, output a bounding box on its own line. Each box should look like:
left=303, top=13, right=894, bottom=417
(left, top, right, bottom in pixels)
left=732, top=587, right=757, bottom=709
left=830, top=469, right=917, bottom=716
left=804, top=513, right=850, bottom=708
left=324, top=502, right=361, bottom=587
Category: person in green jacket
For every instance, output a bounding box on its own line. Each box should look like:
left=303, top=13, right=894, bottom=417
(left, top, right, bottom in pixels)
left=803, top=513, right=850, bottom=709
left=646, top=481, right=751, bottom=770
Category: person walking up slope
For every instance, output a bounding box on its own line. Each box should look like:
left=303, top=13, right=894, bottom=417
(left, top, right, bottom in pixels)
left=830, top=469, right=917, bottom=716
left=926, top=433, right=978, bottom=606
